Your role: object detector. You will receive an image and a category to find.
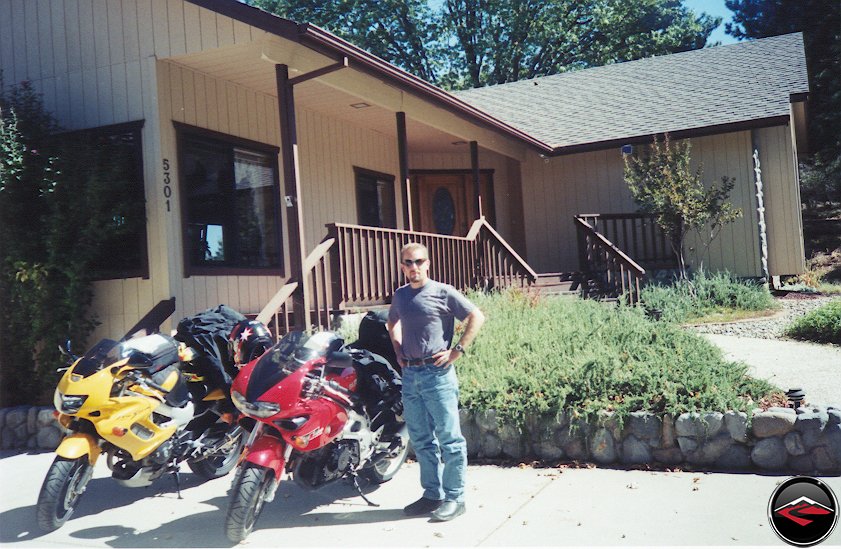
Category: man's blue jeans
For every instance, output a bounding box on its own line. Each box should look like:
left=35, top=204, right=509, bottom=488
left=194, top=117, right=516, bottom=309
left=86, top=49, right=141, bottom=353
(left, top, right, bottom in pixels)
left=401, top=364, right=467, bottom=503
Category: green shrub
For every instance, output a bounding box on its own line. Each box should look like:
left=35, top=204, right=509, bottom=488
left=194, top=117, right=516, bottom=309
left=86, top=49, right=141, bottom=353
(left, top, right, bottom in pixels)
left=640, top=270, right=776, bottom=323
left=454, top=289, right=778, bottom=426
left=784, top=301, right=841, bottom=344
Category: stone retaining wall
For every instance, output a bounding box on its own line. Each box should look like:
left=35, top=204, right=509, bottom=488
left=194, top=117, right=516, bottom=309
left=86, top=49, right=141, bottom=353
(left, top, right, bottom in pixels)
left=3, top=405, right=839, bottom=473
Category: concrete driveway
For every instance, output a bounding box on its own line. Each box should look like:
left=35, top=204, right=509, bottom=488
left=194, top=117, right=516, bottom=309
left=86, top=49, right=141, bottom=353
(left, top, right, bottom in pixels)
left=2, top=451, right=840, bottom=547
left=704, top=334, right=841, bottom=407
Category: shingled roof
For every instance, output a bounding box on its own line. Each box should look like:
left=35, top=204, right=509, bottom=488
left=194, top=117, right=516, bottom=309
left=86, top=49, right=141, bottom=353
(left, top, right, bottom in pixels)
left=453, top=33, right=809, bottom=152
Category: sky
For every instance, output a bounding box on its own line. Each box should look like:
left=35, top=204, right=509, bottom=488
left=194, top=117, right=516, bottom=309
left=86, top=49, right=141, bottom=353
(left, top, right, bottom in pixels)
left=682, top=0, right=741, bottom=46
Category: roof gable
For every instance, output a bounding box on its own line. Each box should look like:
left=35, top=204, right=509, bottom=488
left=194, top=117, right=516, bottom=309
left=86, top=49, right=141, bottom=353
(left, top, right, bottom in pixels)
left=454, top=33, right=809, bottom=150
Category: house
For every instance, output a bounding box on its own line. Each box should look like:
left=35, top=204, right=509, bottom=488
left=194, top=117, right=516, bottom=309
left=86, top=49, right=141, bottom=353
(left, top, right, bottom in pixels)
left=0, top=0, right=809, bottom=341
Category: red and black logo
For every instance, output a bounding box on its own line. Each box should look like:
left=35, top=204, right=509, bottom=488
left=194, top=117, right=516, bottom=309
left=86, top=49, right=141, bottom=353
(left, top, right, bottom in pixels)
left=769, top=476, right=838, bottom=547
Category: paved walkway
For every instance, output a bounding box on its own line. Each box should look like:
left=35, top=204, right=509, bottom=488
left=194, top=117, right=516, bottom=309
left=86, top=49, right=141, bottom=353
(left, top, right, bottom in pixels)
left=704, top=334, right=841, bottom=408
left=2, top=451, right=840, bottom=547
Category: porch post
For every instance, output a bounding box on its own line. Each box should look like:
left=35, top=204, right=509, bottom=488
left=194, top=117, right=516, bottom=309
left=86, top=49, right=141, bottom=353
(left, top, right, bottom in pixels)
left=276, top=64, right=308, bottom=330
left=470, top=140, right=482, bottom=218
left=396, top=112, right=413, bottom=231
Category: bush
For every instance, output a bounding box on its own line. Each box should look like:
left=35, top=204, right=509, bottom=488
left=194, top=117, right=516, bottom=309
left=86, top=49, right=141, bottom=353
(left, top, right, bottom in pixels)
left=640, top=271, right=777, bottom=323
left=454, top=289, right=778, bottom=426
left=784, top=301, right=841, bottom=344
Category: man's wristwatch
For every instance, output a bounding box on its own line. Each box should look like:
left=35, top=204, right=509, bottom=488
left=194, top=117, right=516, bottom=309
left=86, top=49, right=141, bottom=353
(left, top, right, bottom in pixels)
left=453, top=343, right=466, bottom=354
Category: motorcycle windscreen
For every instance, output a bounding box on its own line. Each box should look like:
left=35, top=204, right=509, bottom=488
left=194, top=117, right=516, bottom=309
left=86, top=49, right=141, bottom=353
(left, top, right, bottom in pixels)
left=73, top=339, right=120, bottom=377
left=244, top=331, right=345, bottom=401
left=244, top=331, right=307, bottom=401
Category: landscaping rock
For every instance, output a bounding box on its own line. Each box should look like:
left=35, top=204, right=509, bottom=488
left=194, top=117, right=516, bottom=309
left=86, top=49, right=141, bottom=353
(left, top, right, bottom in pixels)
left=5, top=408, right=27, bottom=429
left=652, top=447, right=684, bottom=465
left=27, top=407, right=39, bottom=433
left=687, top=434, right=732, bottom=466
left=752, top=411, right=796, bottom=438
left=37, top=408, right=56, bottom=427
left=533, top=440, right=564, bottom=461
left=499, top=424, right=527, bottom=460
left=828, top=409, right=841, bottom=426
left=795, top=409, right=828, bottom=448
left=789, top=454, right=814, bottom=473
left=660, top=414, right=677, bottom=449
left=716, top=445, right=752, bottom=470
left=724, top=411, right=748, bottom=443
left=621, top=435, right=652, bottom=464
left=480, top=433, right=502, bottom=459
left=36, top=426, right=62, bottom=449
left=784, top=432, right=806, bottom=456
left=628, top=412, right=660, bottom=446
left=675, top=413, right=703, bottom=438
left=589, top=428, right=617, bottom=464
left=751, top=438, right=788, bottom=470
left=474, top=409, right=499, bottom=434
left=813, top=447, right=839, bottom=473
left=677, top=436, right=698, bottom=454
left=561, top=436, right=588, bottom=461
left=461, top=416, right=481, bottom=458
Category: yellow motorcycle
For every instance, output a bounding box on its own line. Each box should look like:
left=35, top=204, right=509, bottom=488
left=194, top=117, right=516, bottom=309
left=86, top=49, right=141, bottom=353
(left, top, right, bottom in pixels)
left=36, top=333, right=245, bottom=532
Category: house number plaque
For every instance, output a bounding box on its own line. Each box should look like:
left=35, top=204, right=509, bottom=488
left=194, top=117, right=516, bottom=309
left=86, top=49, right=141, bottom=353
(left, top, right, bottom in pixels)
left=162, top=158, right=172, bottom=212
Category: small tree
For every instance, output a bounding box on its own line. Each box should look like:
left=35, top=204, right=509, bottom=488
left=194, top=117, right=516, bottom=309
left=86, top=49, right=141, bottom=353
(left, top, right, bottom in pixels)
left=623, top=134, right=743, bottom=279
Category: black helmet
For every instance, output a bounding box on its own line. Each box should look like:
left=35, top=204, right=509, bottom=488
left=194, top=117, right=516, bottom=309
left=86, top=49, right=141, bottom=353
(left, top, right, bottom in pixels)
left=228, top=320, right=272, bottom=366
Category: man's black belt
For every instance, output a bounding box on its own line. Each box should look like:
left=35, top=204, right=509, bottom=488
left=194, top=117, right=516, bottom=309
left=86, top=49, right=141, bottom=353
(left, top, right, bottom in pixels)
left=404, top=356, right=438, bottom=367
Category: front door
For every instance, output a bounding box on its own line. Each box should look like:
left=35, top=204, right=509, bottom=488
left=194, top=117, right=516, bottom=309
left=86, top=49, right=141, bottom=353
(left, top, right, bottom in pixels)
left=412, top=172, right=494, bottom=236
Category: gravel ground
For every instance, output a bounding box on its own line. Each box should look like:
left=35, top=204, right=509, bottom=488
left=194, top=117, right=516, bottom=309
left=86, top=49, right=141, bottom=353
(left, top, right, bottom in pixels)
left=687, top=293, right=840, bottom=339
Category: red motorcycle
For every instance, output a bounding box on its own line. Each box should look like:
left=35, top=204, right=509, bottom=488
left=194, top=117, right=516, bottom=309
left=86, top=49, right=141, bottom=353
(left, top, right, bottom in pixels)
left=224, top=331, right=408, bottom=542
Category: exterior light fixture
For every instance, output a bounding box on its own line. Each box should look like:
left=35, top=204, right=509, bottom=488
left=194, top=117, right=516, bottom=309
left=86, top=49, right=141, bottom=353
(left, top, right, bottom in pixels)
left=785, top=388, right=805, bottom=409
left=350, top=102, right=370, bottom=109
left=621, top=144, right=633, bottom=155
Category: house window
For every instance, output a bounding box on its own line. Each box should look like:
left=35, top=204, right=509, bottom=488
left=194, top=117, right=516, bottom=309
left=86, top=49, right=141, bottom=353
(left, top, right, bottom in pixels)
left=58, top=121, right=148, bottom=279
left=179, top=128, right=282, bottom=273
left=355, top=168, right=396, bottom=228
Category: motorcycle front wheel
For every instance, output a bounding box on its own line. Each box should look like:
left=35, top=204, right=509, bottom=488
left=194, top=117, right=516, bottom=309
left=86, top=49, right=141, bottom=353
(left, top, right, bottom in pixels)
left=224, top=464, right=273, bottom=543
left=187, top=428, right=246, bottom=480
left=36, top=456, right=94, bottom=532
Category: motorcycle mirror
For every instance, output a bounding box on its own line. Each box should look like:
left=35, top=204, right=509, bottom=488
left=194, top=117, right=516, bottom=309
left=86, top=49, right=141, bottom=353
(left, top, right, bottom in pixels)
left=58, top=340, right=72, bottom=356
left=328, top=350, right=351, bottom=362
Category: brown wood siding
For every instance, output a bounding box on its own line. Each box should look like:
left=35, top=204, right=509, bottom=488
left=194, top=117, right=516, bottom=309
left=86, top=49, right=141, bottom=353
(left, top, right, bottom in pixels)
left=520, top=130, right=794, bottom=277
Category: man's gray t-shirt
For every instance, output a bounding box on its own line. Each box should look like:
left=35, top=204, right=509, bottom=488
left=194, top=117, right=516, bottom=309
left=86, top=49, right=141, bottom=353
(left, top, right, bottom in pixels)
left=388, top=280, right=476, bottom=360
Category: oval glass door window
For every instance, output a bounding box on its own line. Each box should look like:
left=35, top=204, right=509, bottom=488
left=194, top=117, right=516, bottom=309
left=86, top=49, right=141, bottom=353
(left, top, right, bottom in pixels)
left=432, top=187, right=456, bottom=235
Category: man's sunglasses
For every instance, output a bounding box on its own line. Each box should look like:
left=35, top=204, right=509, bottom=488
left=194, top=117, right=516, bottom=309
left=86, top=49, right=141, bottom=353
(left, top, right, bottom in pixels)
left=402, top=258, right=428, bottom=267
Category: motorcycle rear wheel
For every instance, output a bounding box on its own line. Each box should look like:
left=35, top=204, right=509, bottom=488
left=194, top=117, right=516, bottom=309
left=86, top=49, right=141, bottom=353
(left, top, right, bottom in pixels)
left=36, top=456, right=93, bottom=532
left=224, top=464, right=273, bottom=543
left=187, top=430, right=245, bottom=480
left=361, top=436, right=410, bottom=484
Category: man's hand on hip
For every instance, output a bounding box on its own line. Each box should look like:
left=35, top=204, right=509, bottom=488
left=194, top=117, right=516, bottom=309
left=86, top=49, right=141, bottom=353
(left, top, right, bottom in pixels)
left=433, top=348, right=462, bottom=367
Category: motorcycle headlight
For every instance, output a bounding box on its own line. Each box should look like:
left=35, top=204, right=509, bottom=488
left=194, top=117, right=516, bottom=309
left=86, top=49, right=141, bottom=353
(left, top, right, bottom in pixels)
left=231, top=390, right=280, bottom=418
left=54, top=390, right=87, bottom=414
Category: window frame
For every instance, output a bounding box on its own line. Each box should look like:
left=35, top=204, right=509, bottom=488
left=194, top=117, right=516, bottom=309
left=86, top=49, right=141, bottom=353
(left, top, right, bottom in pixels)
left=175, top=123, right=284, bottom=277
left=354, top=166, right=397, bottom=229
left=54, top=120, right=149, bottom=281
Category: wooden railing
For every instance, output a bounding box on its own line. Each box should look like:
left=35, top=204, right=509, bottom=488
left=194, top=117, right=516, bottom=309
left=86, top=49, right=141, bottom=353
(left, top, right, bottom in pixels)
left=575, top=217, right=646, bottom=305
left=257, top=218, right=537, bottom=335
left=575, top=213, right=675, bottom=270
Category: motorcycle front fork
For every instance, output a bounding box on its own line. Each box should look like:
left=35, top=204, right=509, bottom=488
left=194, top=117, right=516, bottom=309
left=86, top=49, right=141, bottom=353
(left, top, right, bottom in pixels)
left=238, top=423, right=290, bottom=504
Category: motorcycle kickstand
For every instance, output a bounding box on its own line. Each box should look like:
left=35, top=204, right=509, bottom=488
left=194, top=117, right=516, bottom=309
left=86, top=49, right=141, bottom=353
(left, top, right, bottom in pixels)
left=170, top=465, right=183, bottom=499
left=349, top=472, right=379, bottom=507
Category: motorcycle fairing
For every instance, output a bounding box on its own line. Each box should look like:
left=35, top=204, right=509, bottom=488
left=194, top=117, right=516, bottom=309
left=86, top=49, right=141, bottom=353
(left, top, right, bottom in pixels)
left=242, top=434, right=287, bottom=479
left=55, top=433, right=103, bottom=464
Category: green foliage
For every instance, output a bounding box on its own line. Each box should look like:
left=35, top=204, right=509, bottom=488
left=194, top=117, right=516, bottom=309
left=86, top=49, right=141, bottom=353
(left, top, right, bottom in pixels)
left=725, top=0, right=840, bottom=172
left=0, top=78, right=136, bottom=405
left=640, top=270, right=777, bottom=323
left=454, top=289, right=777, bottom=426
left=784, top=300, right=841, bottom=344
left=248, top=0, right=718, bottom=90
left=623, top=134, right=742, bottom=278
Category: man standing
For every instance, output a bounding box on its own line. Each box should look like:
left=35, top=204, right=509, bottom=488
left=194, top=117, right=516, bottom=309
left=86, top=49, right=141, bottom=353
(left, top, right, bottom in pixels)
left=387, top=242, right=485, bottom=522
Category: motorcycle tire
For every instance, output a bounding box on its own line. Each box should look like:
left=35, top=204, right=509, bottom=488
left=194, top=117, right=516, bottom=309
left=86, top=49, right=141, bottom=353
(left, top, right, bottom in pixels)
left=36, top=456, right=93, bottom=532
left=187, top=431, right=245, bottom=480
left=361, top=438, right=410, bottom=484
left=224, top=464, right=273, bottom=543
